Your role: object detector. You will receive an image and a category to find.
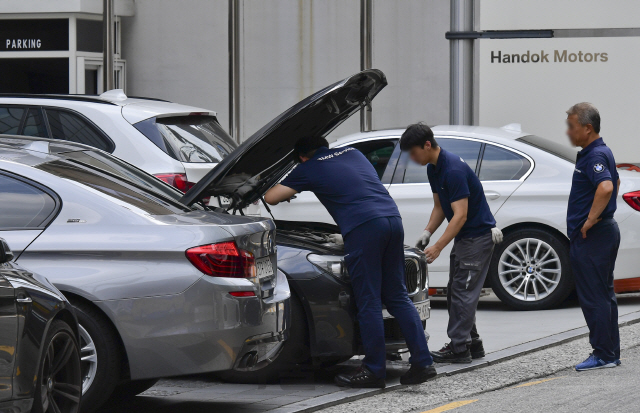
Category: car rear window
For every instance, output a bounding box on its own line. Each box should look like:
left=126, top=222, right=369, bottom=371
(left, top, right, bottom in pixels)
left=134, top=115, right=237, bottom=163
left=517, top=135, right=578, bottom=164
left=36, top=150, right=192, bottom=215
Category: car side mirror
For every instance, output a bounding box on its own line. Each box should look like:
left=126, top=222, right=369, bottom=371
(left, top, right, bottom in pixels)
left=0, top=239, right=14, bottom=264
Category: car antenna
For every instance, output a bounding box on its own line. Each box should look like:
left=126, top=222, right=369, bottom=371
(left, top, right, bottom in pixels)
left=260, top=197, right=276, bottom=221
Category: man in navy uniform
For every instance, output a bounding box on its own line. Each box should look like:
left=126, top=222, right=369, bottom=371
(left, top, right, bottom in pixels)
left=399, top=123, right=502, bottom=363
left=265, top=135, right=435, bottom=388
left=565, top=102, right=621, bottom=371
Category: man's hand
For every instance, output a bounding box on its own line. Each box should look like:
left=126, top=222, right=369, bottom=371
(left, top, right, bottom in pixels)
left=328, top=234, right=344, bottom=247
left=491, top=227, right=503, bottom=244
left=264, top=184, right=298, bottom=205
left=415, top=230, right=432, bottom=249
left=424, top=244, right=442, bottom=264
left=581, top=216, right=602, bottom=239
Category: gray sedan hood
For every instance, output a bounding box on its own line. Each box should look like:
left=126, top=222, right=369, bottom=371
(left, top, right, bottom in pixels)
left=180, top=69, right=387, bottom=210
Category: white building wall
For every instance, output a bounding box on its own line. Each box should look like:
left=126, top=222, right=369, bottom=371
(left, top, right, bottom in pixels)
left=121, top=0, right=450, bottom=141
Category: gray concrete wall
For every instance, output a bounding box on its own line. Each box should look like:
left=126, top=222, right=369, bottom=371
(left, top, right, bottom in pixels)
left=121, top=0, right=450, bottom=141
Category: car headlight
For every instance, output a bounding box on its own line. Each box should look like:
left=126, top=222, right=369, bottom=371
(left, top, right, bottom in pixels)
left=307, top=254, right=349, bottom=282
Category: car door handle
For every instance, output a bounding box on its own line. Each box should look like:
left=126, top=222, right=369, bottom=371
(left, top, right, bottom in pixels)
left=16, top=296, right=32, bottom=303
left=484, top=191, right=500, bottom=200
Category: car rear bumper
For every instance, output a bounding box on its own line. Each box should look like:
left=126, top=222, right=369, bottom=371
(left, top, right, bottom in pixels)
left=99, top=269, right=291, bottom=380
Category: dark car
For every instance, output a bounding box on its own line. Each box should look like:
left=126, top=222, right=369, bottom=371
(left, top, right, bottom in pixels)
left=0, top=238, right=81, bottom=413
left=179, top=69, right=430, bottom=383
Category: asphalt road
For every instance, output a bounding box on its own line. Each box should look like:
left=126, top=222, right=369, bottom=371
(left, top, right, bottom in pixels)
left=421, top=344, right=640, bottom=413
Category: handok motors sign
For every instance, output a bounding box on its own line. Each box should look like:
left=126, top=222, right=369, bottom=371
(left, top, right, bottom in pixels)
left=479, top=37, right=640, bottom=163
left=490, top=50, right=608, bottom=64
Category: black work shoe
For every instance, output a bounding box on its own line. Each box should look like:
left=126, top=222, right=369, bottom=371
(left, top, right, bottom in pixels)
left=430, top=343, right=472, bottom=364
left=334, top=366, right=385, bottom=389
left=400, top=364, right=437, bottom=385
left=469, top=338, right=485, bottom=359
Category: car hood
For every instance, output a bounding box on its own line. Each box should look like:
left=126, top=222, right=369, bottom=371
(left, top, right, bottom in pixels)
left=180, top=69, right=387, bottom=209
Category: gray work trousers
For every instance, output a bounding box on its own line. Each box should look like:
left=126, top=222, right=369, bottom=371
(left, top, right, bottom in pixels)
left=447, top=232, right=494, bottom=353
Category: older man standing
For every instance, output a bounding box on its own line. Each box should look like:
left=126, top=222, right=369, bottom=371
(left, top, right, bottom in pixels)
left=566, top=102, right=621, bottom=371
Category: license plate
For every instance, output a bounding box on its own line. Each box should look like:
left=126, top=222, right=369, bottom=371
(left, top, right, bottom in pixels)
left=414, top=301, right=430, bottom=321
left=382, top=300, right=430, bottom=321
left=256, top=257, right=274, bottom=280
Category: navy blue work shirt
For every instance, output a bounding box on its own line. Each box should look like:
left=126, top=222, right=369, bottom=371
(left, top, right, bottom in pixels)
left=427, top=149, right=496, bottom=240
left=280, top=146, right=400, bottom=235
left=567, top=138, right=618, bottom=239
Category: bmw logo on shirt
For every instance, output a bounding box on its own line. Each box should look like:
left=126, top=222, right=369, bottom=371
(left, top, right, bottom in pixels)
left=594, top=163, right=605, bottom=173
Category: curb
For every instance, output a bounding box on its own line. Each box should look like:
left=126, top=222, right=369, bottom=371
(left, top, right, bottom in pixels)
left=268, top=309, right=640, bottom=413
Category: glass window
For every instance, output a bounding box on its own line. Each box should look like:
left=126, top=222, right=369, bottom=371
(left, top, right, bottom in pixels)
left=479, top=144, right=531, bottom=181
left=349, top=139, right=398, bottom=179
left=45, top=109, right=113, bottom=152
left=22, top=108, right=48, bottom=138
left=36, top=158, right=188, bottom=216
left=441, top=138, right=482, bottom=172
left=134, top=116, right=237, bottom=163
left=0, top=107, right=25, bottom=135
left=0, top=174, right=56, bottom=229
left=517, top=135, right=578, bottom=164
left=397, top=138, right=482, bottom=184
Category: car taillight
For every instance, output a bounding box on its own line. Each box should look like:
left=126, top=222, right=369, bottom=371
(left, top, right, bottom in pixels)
left=186, top=241, right=256, bottom=278
left=623, top=191, right=640, bottom=211
left=229, top=291, right=256, bottom=297
left=154, top=173, right=195, bottom=193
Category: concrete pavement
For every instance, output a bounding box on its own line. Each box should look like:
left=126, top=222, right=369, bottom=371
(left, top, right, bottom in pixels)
left=419, top=344, right=640, bottom=413
left=97, top=293, right=640, bottom=413
left=319, top=314, right=640, bottom=413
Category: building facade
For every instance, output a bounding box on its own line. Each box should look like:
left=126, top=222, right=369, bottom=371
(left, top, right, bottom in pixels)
left=0, top=0, right=450, bottom=141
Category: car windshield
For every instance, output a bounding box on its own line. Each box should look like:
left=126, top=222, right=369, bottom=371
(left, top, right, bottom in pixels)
left=134, top=115, right=237, bottom=163
left=517, top=135, right=578, bottom=164
left=36, top=150, right=201, bottom=215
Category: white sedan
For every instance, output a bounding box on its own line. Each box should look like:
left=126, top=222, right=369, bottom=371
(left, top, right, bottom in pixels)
left=263, top=125, right=640, bottom=310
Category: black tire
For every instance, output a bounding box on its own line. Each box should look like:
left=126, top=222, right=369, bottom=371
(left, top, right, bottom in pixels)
left=33, top=320, right=82, bottom=413
left=106, top=378, right=158, bottom=404
left=71, top=300, right=122, bottom=413
left=218, top=293, right=311, bottom=384
left=489, top=228, right=574, bottom=311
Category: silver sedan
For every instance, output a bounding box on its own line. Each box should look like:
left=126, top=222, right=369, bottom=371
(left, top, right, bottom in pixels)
left=0, top=137, right=290, bottom=412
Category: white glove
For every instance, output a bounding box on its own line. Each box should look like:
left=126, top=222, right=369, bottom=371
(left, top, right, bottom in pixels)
left=415, top=230, right=432, bottom=250
left=328, top=234, right=344, bottom=247
left=491, top=227, right=503, bottom=244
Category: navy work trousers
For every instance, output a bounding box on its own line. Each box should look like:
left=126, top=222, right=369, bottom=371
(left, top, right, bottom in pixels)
left=343, top=216, right=432, bottom=378
left=570, top=218, right=621, bottom=362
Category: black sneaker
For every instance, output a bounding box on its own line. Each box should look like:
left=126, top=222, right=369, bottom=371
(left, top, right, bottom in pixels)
left=430, top=343, right=472, bottom=364
left=469, top=338, right=485, bottom=359
left=334, top=366, right=385, bottom=389
left=400, top=364, right=437, bottom=385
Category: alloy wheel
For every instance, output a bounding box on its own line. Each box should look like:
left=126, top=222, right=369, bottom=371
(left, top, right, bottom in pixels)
left=40, top=331, right=82, bottom=413
left=498, top=238, right=562, bottom=302
left=79, top=324, right=98, bottom=394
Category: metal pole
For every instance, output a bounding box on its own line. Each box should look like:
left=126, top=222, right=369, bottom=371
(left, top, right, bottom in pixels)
left=103, top=0, right=114, bottom=92
left=360, top=0, right=372, bottom=132
left=229, top=0, right=241, bottom=143
left=449, top=0, right=474, bottom=125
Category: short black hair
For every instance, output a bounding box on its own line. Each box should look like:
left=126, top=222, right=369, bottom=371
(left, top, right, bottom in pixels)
left=293, top=136, right=329, bottom=160
left=399, top=123, right=438, bottom=151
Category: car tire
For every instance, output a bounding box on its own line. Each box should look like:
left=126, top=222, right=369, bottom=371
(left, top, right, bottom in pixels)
left=489, top=228, right=574, bottom=311
left=71, top=300, right=122, bottom=413
left=32, top=319, right=82, bottom=413
left=218, top=293, right=311, bottom=384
